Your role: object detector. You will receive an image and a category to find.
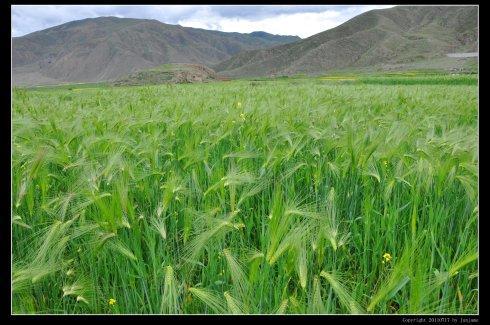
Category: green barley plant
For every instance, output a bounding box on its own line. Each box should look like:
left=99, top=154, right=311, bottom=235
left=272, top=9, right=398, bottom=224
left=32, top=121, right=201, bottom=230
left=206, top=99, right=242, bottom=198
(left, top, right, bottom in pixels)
left=12, top=73, right=478, bottom=314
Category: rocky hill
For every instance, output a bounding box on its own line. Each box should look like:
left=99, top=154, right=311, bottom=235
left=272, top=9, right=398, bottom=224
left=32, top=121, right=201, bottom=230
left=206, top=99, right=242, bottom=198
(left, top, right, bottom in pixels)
left=112, top=63, right=220, bottom=86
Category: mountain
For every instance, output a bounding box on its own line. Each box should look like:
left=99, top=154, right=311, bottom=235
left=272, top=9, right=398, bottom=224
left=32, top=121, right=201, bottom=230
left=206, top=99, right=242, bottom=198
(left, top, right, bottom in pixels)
left=12, top=16, right=300, bottom=86
left=213, top=6, right=478, bottom=77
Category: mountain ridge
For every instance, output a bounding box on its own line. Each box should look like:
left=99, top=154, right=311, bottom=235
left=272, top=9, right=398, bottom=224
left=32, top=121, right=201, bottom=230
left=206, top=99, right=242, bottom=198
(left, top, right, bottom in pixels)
left=213, top=5, right=478, bottom=77
left=12, top=16, right=300, bottom=85
left=12, top=6, right=478, bottom=85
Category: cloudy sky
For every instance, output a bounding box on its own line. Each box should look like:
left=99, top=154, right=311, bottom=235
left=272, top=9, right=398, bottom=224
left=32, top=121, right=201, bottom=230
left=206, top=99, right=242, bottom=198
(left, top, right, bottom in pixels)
left=12, top=5, right=395, bottom=39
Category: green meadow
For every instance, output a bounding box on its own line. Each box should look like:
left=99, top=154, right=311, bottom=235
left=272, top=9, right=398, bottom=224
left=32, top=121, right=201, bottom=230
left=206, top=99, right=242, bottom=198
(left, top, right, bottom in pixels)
left=12, top=74, right=478, bottom=314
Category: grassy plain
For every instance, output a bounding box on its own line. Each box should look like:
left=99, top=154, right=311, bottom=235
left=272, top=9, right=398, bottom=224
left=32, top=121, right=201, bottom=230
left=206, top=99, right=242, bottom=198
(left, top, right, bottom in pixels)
left=12, top=73, right=478, bottom=314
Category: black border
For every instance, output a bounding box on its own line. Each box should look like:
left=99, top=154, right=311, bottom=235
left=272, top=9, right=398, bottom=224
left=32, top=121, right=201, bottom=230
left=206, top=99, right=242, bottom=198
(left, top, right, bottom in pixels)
left=6, top=0, right=484, bottom=7
left=4, top=314, right=485, bottom=322
left=5, top=0, right=482, bottom=323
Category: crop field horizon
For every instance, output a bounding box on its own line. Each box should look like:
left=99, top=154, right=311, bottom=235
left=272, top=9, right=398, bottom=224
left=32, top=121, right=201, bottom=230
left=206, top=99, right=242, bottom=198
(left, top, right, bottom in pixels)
left=12, top=74, right=478, bottom=314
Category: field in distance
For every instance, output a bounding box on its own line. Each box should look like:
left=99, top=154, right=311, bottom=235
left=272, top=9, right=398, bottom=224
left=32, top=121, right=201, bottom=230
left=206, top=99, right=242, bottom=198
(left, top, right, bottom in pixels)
left=12, top=73, right=478, bottom=314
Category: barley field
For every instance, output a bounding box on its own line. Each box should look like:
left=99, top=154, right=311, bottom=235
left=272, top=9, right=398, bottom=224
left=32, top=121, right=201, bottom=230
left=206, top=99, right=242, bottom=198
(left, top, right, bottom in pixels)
left=12, top=74, right=478, bottom=314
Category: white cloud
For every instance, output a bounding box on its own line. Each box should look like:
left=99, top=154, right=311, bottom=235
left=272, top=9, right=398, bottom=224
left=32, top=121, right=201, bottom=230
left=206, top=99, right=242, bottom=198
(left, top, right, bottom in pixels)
left=11, top=5, right=199, bottom=36
left=177, top=5, right=394, bottom=38
left=180, top=10, right=344, bottom=38
left=11, top=5, right=395, bottom=38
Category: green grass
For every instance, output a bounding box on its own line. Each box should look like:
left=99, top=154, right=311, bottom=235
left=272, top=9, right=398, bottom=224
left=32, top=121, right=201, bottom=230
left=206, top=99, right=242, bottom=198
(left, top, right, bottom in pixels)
left=12, top=74, right=478, bottom=314
left=20, top=82, right=110, bottom=92
left=357, top=74, right=478, bottom=86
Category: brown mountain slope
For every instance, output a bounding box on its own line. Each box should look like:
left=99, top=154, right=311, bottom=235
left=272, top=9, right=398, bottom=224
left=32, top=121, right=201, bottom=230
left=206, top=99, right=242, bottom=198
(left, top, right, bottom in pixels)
left=12, top=16, right=300, bottom=86
left=213, top=5, right=478, bottom=77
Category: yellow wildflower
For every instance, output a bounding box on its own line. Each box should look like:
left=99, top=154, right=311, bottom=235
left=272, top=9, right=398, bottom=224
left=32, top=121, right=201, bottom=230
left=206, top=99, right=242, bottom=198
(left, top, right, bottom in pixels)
left=240, top=113, right=245, bottom=121
left=382, top=253, right=392, bottom=264
left=233, top=222, right=245, bottom=230
left=237, top=102, right=242, bottom=108
left=108, top=298, right=116, bottom=306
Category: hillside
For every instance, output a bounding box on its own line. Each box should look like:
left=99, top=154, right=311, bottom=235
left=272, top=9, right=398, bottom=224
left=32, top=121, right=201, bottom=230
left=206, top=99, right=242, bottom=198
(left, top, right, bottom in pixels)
left=214, top=5, right=478, bottom=77
left=112, top=63, right=219, bottom=86
left=12, top=16, right=300, bottom=86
